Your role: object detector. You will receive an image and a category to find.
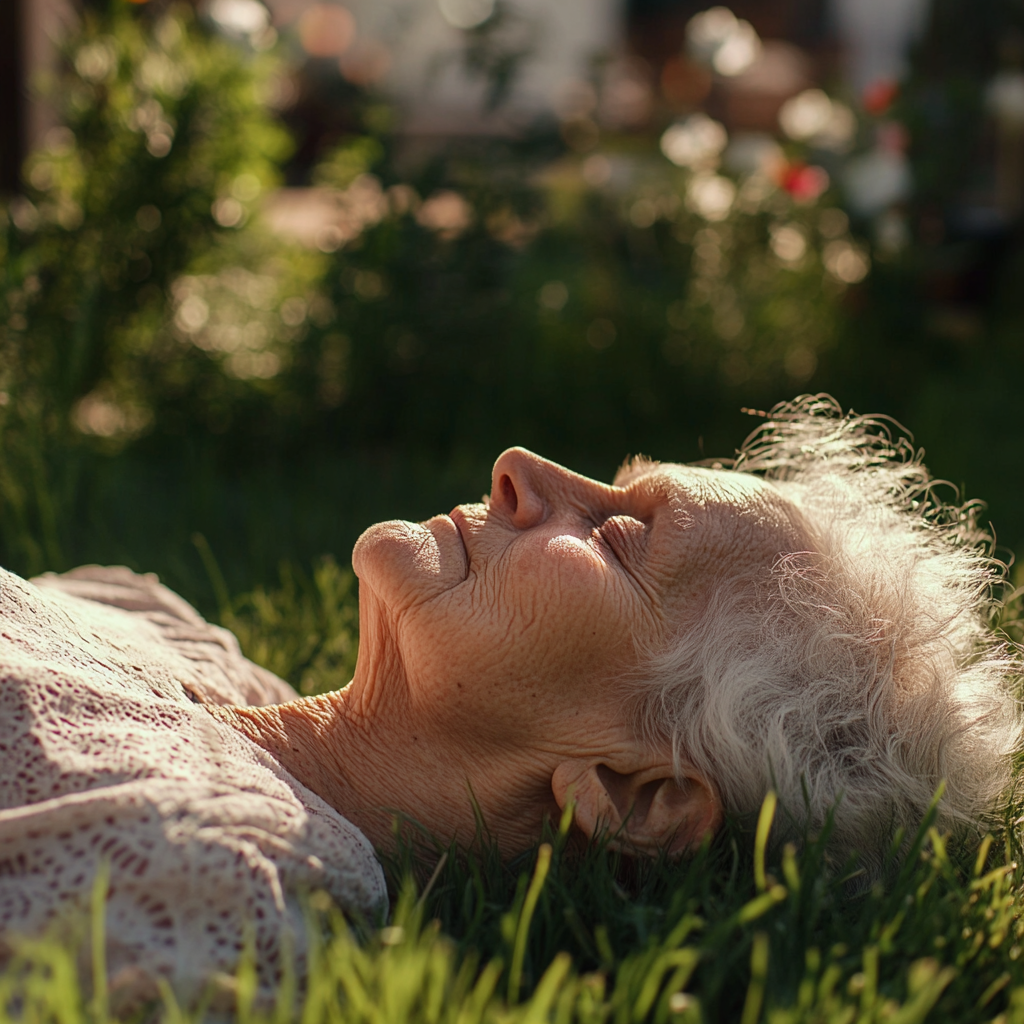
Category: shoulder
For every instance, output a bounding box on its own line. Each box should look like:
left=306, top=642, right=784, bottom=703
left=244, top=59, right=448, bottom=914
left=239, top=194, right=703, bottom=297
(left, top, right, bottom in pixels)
left=29, top=565, right=298, bottom=706
left=0, top=565, right=386, bottom=992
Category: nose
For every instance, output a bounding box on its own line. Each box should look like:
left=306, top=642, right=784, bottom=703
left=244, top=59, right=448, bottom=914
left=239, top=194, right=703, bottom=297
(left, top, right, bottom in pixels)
left=489, top=448, right=610, bottom=529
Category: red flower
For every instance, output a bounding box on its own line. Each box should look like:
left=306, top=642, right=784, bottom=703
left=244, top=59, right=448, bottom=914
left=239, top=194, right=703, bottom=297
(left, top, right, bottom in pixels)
left=779, top=162, right=830, bottom=203
left=863, top=80, right=899, bottom=116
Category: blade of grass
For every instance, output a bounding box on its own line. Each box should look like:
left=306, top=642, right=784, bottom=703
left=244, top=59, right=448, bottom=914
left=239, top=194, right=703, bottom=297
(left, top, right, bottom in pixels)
left=508, top=843, right=553, bottom=1004
left=740, top=932, right=769, bottom=1024
left=90, top=860, right=109, bottom=1024
left=753, top=791, right=777, bottom=893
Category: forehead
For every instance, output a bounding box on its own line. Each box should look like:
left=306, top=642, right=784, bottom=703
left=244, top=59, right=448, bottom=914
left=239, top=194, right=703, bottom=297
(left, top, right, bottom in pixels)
left=617, top=461, right=806, bottom=555
left=617, top=459, right=776, bottom=506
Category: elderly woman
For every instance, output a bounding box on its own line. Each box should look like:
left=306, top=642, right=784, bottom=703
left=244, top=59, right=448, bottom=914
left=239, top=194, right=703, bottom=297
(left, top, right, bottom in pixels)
left=0, top=398, right=1018, bottom=997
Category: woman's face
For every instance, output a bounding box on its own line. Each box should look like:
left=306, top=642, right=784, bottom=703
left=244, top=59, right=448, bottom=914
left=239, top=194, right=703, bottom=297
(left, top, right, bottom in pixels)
left=352, top=448, right=804, bottom=766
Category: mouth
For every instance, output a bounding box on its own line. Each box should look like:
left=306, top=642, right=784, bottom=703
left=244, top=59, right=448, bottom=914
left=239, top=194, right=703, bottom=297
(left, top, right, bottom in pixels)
left=419, top=510, right=470, bottom=583
left=449, top=507, right=469, bottom=557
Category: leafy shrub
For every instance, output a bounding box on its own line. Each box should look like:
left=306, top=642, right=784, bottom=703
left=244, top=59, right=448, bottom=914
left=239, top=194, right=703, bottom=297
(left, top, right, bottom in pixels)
left=0, top=1, right=290, bottom=573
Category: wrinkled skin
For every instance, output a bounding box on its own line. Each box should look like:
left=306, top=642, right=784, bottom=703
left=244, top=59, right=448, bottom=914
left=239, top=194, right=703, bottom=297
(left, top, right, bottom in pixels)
left=219, top=448, right=807, bottom=858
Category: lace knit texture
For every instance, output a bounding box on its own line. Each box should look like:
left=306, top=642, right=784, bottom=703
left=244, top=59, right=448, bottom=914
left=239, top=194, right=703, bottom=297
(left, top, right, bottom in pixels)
left=0, top=565, right=387, bottom=999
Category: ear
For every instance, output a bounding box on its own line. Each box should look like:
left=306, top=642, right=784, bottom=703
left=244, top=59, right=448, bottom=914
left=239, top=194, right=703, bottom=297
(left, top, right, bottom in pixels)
left=551, top=759, right=722, bottom=857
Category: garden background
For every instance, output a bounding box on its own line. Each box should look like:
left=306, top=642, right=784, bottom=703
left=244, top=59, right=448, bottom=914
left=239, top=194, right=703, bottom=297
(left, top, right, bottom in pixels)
left=3, top=0, right=1024, bottom=1020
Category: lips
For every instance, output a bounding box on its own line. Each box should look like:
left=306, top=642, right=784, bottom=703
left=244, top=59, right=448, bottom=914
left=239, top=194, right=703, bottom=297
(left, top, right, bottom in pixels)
left=449, top=507, right=469, bottom=554
left=417, top=511, right=470, bottom=585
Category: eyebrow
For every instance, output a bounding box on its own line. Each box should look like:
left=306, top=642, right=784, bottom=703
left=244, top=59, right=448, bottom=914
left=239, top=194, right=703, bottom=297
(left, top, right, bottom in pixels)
left=612, top=455, right=661, bottom=487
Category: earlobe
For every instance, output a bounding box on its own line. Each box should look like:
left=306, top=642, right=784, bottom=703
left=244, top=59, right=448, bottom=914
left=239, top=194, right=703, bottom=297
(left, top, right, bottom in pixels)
left=552, top=759, right=721, bottom=857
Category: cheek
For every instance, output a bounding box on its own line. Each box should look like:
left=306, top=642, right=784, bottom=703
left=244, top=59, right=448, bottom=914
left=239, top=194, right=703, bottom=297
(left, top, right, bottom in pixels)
left=404, top=533, right=633, bottom=700
left=541, top=534, right=601, bottom=576
left=503, top=533, right=619, bottom=636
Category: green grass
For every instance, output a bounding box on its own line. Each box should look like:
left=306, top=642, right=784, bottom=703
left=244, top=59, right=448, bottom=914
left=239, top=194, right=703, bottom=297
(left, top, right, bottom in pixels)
left=4, top=564, right=1024, bottom=1024
left=5, top=801, right=1024, bottom=1023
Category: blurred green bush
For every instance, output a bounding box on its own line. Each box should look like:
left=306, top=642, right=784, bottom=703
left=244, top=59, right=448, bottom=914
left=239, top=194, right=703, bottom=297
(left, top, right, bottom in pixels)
left=0, top=1, right=291, bottom=572
left=2, top=0, right=1023, bottom=609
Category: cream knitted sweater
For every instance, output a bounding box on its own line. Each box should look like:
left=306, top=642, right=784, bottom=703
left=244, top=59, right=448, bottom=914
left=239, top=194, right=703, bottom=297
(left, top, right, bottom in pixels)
left=0, top=565, right=386, bottom=1000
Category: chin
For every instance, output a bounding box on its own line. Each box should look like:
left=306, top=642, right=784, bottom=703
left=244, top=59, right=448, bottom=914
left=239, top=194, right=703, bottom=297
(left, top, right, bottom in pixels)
left=353, top=516, right=468, bottom=610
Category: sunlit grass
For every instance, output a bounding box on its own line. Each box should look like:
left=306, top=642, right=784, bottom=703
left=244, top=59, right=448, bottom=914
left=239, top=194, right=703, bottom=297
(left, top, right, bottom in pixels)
left=5, top=797, right=1024, bottom=1023
left=196, top=541, right=360, bottom=696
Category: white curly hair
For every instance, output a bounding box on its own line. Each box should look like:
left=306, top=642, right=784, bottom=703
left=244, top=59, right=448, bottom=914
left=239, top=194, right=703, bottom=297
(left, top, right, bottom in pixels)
left=638, top=395, right=1021, bottom=870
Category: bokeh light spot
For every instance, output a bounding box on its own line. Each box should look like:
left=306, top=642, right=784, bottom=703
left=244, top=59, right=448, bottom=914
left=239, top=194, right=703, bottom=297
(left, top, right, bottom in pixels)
left=438, top=0, right=494, bottom=30
left=660, top=113, right=728, bottom=169
left=298, top=5, right=355, bottom=58
left=686, top=7, right=761, bottom=77
left=538, top=281, right=569, bottom=312
left=207, top=0, right=270, bottom=40
left=823, top=240, right=870, bottom=283
left=687, top=174, right=736, bottom=221
left=770, top=223, right=807, bottom=264
left=586, top=319, right=617, bottom=350
left=136, top=205, right=162, bottom=232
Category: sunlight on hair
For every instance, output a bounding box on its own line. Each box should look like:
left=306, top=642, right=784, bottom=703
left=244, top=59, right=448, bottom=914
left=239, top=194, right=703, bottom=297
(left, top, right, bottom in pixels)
left=634, top=396, right=1021, bottom=878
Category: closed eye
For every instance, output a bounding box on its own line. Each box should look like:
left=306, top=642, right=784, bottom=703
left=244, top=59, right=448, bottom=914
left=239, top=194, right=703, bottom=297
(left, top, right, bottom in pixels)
left=600, top=513, right=647, bottom=531
left=593, top=514, right=649, bottom=560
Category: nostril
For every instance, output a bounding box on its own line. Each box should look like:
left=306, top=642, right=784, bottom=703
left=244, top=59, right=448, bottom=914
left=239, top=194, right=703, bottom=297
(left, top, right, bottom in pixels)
left=499, top=474, right=518, bottom=514
left=490, top=448, right=549, bottom=528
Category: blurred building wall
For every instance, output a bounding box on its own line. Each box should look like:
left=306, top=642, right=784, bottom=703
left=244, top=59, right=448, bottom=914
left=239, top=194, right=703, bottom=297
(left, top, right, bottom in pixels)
left=828, top=0, right=930, bottom=93
left=24, top=0, right=78, bottom=148
left=0, top=0, right=76, bottom=193
left=339, top=0, right=621, bottom=132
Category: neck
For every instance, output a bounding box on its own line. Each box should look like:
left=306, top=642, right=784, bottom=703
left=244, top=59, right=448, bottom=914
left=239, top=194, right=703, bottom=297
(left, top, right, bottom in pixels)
left=208, top=644, right=559, bottom=858
left=208, top=687, right=418, bottom=853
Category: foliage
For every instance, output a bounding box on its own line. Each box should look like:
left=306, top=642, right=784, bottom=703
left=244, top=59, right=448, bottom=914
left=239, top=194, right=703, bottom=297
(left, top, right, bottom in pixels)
left=288, top=137, right=858, bottom=465
left=5, top=795, right=1024, bottom=1023
left=0, top=0, right=291, bottom=574
left=3, top=0, right=1024, bottom=595
left=208, top=550, right=360, bottom=696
